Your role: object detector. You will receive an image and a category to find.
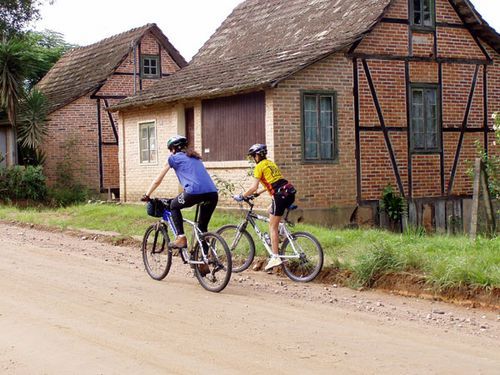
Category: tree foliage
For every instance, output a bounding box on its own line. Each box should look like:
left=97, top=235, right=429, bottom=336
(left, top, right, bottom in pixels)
left=0, top=28, right=73, bottom=164
left=0, top=0, right=53, bottom=37
left=0, top=37, right=39, bottom=126
left=17, top=88, right=48, bottom=149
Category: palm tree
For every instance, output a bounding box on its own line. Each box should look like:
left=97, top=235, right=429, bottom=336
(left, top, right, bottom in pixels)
left=17, top=88, right=48, bottom=148
left=0, top=35, right=58, bottom=165
left=0, top=37, right=38, bottom=127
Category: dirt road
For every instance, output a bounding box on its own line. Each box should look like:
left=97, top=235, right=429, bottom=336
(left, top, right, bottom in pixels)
left=0, top=223, right=499, bottom=374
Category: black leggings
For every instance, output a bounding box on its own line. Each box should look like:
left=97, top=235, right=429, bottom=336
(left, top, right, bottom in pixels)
left=170, top=191, right=218, bottom=235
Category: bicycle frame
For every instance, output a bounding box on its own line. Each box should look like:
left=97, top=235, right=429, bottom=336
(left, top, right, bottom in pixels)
left=238, top=199, right=301, bottom=260
left=158, top=204, right=209, bottom=266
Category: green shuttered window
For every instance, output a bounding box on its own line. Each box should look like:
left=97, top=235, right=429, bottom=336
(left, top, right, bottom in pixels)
left=302, top=92, right=337, bottom=162
left=139, top=122, right=157, bottom=163
left=410, top=85, right=440, bottom=153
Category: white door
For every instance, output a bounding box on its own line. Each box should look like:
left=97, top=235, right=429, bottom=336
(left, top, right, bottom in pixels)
left=0, top=128, right=7, bottom=167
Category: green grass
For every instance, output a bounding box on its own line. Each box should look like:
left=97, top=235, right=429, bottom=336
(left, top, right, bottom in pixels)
left=1, top=202, right=498, bottom=291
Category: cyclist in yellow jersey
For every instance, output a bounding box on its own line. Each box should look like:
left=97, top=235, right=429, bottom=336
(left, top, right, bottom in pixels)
left=234, top=144, right=296, bottom=271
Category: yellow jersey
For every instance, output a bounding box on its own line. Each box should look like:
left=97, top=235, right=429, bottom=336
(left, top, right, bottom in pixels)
left=253, top=159, right=286, bottom=195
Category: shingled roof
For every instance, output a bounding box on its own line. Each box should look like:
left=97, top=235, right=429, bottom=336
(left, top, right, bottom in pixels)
left=111, top=0, right=392, bottom=111
left=37, top=24, right=187, bottom=114
left=451, top=0, right=500, bottom=53
left=111, top=0, right=500, bottom=111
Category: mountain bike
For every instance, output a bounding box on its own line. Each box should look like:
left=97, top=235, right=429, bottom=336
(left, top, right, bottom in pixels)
left=142, top=198, right=232, bottom=292
left=217, top=195, right=323, bottom=282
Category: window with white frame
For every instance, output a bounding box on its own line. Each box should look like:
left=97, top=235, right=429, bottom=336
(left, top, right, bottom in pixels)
left=139, top=122, right=157, bottom=163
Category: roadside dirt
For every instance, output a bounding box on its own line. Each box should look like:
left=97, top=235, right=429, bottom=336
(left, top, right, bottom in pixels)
left=8, top=220, right=500, bottom=309
left=0, top=222, right=499, bottom=374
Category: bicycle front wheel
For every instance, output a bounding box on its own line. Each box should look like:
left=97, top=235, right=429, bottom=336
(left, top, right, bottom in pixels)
left=193, top=232, right=232, bottom=292
left=280, top=231, right=323, bottom=282
left=142, top=224, right=172, bottom=280
left=217, top=224, right=255, bottom=273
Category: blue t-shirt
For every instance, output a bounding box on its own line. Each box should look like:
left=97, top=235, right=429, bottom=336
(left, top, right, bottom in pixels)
left=168, top=152, right=218, bottom=194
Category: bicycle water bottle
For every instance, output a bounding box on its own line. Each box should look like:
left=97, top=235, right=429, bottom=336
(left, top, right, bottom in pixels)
left=263, top=232, right=271, bottom=246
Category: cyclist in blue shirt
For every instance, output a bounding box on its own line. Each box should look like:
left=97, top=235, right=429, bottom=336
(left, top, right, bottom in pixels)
left=141, top=135, right=218, bottom=249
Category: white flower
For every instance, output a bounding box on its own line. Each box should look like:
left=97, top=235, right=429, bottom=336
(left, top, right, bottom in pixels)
left=494, top=124, right=500, bottom=131
left=492, top=112, right=497, bottom=120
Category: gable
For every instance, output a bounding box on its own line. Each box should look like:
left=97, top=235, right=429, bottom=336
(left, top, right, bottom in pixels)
left=354, top=0, right=490, bottom=60
left=97, top=31, right=183, bottom=97
left=37, top=24, right=186, bottom=114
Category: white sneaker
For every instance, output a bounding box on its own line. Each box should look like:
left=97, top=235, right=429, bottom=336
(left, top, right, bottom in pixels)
left=264, top=256, right=283, bottom=271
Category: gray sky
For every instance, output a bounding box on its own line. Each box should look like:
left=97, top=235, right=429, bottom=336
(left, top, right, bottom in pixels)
left=33, top=0, right=500, bottom=61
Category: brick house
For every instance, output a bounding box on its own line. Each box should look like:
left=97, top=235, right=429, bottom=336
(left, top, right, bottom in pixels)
left=37, top=24, right=187, bottom=197
left=111, top=0, right=499, bottom=229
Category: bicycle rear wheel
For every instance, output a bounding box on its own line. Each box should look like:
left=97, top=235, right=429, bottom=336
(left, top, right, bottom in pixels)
left=279, top=231, right=323, bottom=282
left=193, top=232, right=232, bottom=292
left=142, top=224, right=172, bottom=280
left=217, top=224, right=255, bottom=272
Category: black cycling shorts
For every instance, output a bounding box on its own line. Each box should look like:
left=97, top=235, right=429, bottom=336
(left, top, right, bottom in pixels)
left=270, top=191, right=295, bottom=217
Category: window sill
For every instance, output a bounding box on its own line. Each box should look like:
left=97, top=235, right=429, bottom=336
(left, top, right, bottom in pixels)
left=204, top=160, right=250, bottom=169
left=301, top=159, right=339, bottom=165
left=411, top=25, right=435, bottom=33
left=410, top=150, right=441, bottom=155
left=140, top=160, right=159, bottom=166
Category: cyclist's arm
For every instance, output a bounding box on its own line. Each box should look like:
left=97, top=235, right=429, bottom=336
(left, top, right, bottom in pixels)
left=255, top=188, right=266, bottom=196
left=145, top=163, right=171, bottom=197
left=243, top=177, right=260, bottom=198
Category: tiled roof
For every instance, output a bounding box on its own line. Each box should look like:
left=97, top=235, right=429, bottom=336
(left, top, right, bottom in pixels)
left=37, top=24, right=187, bottom=114
left=111, top=0, right=500, bottom=111
left=111, top=0, right=392, bottom=110
left=451, top=0, right=500, bottom=54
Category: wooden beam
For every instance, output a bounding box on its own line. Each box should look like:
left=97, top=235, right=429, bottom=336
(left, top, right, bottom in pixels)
left=439, top=63, right=445, bottom=195
left=362, top=59, right=406, bottom=197
left=96, top=99, right=104, bottom=192
left=103, top=99, right=119, bottom=143
left=349, top=53, right=491, bottom=65
left=447, top=64, right=479, bottom=195
left=405, top=61, right=412, bottom=198
left=483, top=65, right=489, bottom=154
left=353, top=59, right=362, bottom=204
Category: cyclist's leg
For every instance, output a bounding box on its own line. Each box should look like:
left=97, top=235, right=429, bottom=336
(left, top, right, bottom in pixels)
left=169, top=192, right=197, bottom=247
left=197, top=192, right=218, bottom=233
left=266, top=193, right=295, bottom=270
left=270, top=192, right=295, bottom=252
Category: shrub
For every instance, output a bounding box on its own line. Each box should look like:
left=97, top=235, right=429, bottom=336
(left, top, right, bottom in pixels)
left=0, top=165, right=47, bottom=201
left=47, top=185, right=89, bottom=207
left=380, top=185, right=405, bottom=221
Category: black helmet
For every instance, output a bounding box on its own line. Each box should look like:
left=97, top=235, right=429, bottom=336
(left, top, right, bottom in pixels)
left=247, top=143, right=267, bottom=157
left=167, top=135, right=188, bottom=151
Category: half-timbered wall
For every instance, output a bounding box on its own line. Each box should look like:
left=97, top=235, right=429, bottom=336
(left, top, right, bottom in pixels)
left=43, top=31, right=182, bottom=195
left=351, top=0, right=496, bottom=207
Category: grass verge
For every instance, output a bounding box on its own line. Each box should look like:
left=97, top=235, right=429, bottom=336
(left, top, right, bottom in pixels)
left=1, top=202, right=498, bottom=298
